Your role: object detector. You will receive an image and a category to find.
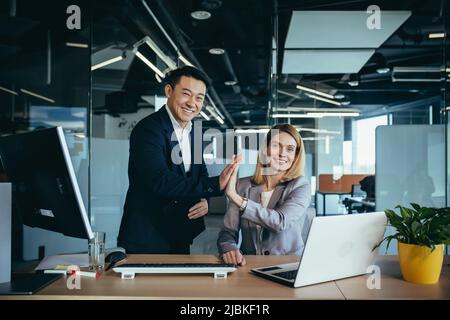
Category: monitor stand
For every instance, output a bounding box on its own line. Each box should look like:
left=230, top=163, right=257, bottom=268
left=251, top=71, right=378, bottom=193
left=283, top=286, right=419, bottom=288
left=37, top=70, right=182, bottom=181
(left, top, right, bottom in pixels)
left=0, top=273, right=62, bottom=295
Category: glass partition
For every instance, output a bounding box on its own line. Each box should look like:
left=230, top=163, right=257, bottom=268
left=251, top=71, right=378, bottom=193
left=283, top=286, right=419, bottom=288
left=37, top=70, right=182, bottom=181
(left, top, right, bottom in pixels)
left=275, top=1, right=447, bottom=219
left=0, top=0, right=91, bottom=260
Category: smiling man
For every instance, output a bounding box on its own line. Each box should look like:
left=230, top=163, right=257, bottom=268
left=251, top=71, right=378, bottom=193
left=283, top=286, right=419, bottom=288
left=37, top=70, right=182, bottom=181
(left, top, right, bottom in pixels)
left=118, top=66, right=238, bottom=254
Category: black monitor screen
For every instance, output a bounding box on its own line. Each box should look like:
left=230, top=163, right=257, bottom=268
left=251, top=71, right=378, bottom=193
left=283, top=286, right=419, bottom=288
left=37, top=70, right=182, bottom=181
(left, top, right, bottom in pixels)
left=0, top=127, right=93, bottom=239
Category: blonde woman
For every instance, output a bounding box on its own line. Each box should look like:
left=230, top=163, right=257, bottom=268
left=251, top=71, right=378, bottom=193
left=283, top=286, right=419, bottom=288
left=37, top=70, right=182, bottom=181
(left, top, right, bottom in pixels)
left=217, top=124, right=311, bottom=266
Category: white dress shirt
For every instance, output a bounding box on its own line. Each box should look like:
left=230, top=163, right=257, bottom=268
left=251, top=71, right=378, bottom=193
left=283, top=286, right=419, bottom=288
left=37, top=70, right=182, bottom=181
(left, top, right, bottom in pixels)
left=165, top=105, right=192, bottom=173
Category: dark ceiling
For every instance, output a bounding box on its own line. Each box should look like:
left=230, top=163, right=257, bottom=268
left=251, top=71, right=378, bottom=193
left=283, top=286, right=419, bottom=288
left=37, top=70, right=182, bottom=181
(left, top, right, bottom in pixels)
left=91, top=0, right=274, bottom=127
left=91, top=0, right=449, bottom=127
left=0, top=0, right=449, bottom=130
left=276, top=0, right=447, bottom=120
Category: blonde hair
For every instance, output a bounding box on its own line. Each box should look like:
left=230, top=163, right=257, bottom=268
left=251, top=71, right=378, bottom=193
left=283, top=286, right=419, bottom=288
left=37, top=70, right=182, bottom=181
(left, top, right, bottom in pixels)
left=252, top=124, right=305, bottom=185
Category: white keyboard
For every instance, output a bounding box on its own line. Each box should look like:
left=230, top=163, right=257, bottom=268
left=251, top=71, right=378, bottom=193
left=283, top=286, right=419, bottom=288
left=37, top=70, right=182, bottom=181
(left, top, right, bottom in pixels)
left=113, top=263, right=237, bottom=279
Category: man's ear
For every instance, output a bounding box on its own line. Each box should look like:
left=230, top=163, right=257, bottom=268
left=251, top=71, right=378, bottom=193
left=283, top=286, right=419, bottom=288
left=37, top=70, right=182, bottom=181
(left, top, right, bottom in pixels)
left=165, top=84, right=172, bottom=98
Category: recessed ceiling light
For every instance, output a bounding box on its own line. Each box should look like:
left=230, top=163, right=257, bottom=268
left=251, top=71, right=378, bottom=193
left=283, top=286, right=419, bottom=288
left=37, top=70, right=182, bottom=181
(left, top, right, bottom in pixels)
left=91, top=55, right=125, bottom=71
left=191, top=10, right=211, bottom=20
left=66, top=42, right=88, bottom=48
left=376, top=67, right=390, bottom=74
left=296, top=84, right=334, bottom=99
left=209, top=48, right=225, bottom=55
left=348, top=74, right=359, bottom=87
left=307, top=112, right=359, bottom=117
left=241, top=110, right=250, bottom=114
left=224, top=80, right=237, bottom=86
left=340, top=101, right=351, bottom=106
left=244, top=119, right=251, bottom=123
left=305, top=93, right=342, bottom=106
left=20, top=88, right=55, bottom=103
left=334, top=93, right=345, bottom=99
left=0, top=86, right=18, bottom=95
left=428, top=32, right=446, bottom=39
left=199, top=111, right=210, bottom=121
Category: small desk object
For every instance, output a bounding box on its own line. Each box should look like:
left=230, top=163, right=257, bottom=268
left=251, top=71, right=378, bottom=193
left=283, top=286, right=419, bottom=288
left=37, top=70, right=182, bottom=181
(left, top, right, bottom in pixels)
left=0, top=273, right=62, bottom=295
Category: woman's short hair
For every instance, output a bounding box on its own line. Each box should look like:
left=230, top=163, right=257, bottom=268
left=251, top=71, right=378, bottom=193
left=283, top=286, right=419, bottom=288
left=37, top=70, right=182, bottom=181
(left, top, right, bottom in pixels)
left=252, top=123, right=305, bottom=184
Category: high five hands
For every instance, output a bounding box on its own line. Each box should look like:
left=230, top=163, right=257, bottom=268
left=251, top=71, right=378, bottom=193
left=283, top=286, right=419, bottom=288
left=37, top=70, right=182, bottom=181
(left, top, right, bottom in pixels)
left=219, top=154, right=242, bottom=191
left=188, top=154, right=242, bottom=220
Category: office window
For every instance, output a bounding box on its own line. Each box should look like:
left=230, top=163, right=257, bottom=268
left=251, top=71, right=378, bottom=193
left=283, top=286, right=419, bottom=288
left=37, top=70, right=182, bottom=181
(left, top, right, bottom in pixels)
left=343, top=141, right=352, bottom=173
left=354, top=115, right=388, bottom=174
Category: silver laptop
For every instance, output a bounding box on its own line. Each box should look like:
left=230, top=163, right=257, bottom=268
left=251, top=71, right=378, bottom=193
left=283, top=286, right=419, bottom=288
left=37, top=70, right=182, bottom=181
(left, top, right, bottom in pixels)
left=251, top=211, right=387, bottom=288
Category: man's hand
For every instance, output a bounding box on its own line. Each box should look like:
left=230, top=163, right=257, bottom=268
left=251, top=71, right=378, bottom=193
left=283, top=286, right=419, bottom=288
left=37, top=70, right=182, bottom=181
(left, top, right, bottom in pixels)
left=188, top=198, right=208, bottom=220
left=222, top=249, right=246, bottom=266
left=219, top=154, right=242, bottom=191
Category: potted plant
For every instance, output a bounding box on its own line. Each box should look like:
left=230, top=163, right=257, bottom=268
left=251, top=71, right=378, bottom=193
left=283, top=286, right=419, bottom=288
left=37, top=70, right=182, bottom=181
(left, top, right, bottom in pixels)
left=375, top=203, right=450, bottom=284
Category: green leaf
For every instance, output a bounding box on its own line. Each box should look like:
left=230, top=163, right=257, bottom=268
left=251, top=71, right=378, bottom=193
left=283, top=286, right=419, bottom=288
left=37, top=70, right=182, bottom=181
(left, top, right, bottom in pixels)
left=410, top=203, right=422, bottom=212
left=421, top=207, right=436, bottom=220
left=374, top=234, right=400, bottom=253
left=382, top=204, right=450, bottom=247
left=384, top=235, right=398, bottom=253
left=399, top=206, right=410, bottom=220
left=411, top=221, right=421, bottom=235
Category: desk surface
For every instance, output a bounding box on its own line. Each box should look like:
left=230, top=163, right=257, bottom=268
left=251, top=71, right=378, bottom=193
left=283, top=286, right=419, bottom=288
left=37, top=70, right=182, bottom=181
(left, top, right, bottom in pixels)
left=1, top=255, right=449, bottom=300
left=336, top=255, right=450, bottom=300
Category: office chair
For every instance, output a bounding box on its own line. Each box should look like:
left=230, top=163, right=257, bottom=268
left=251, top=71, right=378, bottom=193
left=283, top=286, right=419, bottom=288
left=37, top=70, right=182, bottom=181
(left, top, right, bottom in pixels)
left=343, top=184, right=371, bottom=214
left=351, top=184, right=366, bottom=197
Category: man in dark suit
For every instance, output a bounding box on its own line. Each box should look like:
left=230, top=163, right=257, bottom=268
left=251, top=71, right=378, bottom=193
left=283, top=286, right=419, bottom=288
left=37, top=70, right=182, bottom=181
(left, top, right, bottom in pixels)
left=118, top=66, right=237, bottom=254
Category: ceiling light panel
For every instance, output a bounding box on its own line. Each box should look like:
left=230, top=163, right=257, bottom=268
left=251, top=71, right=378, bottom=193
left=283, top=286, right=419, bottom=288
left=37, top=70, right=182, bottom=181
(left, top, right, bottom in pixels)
left=285, top=11, right=411, bottom=49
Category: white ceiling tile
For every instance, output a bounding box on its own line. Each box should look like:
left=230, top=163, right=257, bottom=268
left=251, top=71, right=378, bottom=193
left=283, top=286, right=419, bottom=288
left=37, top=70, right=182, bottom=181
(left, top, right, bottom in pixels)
left=285, top=11, right=411, bottom=49
left=282, top=49, right=375, bottom=74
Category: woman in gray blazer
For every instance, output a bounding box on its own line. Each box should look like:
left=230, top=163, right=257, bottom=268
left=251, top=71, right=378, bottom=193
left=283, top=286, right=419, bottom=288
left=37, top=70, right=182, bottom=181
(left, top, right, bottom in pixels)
left=217, top=124, right=311, bottom=266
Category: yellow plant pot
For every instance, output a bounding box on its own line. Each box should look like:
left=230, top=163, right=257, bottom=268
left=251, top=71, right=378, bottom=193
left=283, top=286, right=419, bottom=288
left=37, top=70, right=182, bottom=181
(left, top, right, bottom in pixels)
left=398, top=242, right=444, bottom=284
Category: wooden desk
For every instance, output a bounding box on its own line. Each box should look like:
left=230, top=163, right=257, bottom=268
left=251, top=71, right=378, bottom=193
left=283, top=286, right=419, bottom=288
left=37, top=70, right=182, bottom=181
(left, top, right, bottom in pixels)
left=336, top=256, right=450, bottom=300
left=1, top=255, right=449, bottom=300
left=0, top=255, right=343, bottom=300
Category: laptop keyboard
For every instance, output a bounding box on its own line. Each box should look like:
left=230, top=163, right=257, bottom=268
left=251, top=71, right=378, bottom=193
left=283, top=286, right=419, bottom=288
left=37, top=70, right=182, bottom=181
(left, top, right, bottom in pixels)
left=273, top=270, right=298, bottom=280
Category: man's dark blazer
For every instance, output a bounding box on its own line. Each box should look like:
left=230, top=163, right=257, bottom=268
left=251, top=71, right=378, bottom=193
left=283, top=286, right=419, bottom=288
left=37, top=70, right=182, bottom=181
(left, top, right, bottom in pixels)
left=118, top=107, right=222, bottom=253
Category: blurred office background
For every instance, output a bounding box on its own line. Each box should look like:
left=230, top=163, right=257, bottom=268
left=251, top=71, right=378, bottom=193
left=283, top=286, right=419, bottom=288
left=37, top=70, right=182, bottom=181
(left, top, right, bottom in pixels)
left=0, top=0, right=449, bottom=260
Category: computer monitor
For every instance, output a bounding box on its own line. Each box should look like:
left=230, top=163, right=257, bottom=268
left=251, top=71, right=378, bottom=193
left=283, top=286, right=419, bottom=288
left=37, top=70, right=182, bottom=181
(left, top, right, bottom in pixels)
left=0, top=126, right=94, bottom=240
